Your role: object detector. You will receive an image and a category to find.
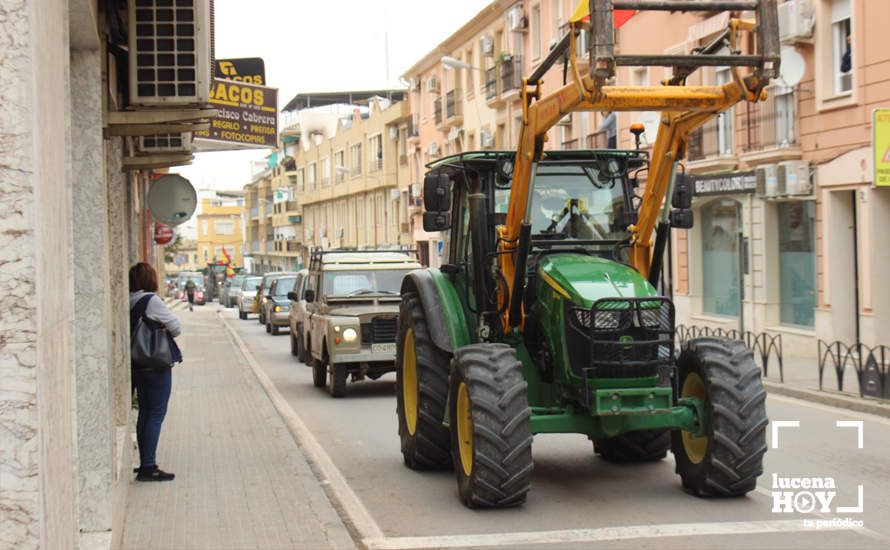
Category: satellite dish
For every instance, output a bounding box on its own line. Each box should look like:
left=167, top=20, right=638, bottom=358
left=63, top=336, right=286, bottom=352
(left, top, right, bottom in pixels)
left=147, top=174, right=197, bottom=226
left=776, top=46, right=805, bottom=87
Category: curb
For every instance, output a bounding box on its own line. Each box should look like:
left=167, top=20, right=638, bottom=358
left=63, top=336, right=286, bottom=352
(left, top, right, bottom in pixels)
left=764, top=380, right=890, bottom=418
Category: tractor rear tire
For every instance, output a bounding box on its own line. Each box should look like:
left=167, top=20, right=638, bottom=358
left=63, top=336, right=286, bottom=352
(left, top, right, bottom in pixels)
left=594, top=430, right=670, bottom=463
left=450, top=344, right=533, bottom=508
left=396, top=293, right=452, bottom=470
left=329, top=363, right=347, bottom=398
left=672, top=337, right=768, bottom=497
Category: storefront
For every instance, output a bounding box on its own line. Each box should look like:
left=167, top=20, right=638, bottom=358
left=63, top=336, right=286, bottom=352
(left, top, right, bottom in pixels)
left=674, top=170, right=818, bottom=357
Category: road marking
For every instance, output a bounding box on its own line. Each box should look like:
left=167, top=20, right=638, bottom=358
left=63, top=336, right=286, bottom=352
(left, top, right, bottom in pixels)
left=219, top=313, right=385, bottom=542
left=362, top=519, right=868, bottom=549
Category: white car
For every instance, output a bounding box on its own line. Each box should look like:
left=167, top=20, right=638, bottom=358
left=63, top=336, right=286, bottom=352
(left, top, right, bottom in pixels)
left=237, top=276, right=262, bottom=320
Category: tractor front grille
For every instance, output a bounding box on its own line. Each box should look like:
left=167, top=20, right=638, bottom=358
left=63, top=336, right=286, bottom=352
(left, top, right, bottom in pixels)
left=566, top=297, right=675, bottom=381
left=360, top=317, right=398, bottom=344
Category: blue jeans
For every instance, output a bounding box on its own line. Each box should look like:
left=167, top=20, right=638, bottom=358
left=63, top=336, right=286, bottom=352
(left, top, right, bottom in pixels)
left=133, top=368, right=172, bottom=468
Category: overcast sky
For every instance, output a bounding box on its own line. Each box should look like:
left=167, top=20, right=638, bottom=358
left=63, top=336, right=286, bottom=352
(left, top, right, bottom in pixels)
left=173, top=0, right=492, bottom=191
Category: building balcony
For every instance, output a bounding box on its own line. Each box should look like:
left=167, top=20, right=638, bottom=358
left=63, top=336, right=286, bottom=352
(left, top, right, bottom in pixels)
left=739, top=91, right=801, bottom=166
left=407, top=116, right=420, bottom=145
left=586, top=130, right=608, bottom=149
left=286, top=241, right=301, bottom=252
left=445, top=88, right=463, bottom=126
left=484, top=67, right=501, bottom=107
left=499, top=56, right=522, bottom=102
left=686, top=121, right=739, bottom=174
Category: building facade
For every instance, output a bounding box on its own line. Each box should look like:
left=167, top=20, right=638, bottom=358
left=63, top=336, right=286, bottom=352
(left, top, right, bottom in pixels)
left=196, top=195, right=245, bottom=267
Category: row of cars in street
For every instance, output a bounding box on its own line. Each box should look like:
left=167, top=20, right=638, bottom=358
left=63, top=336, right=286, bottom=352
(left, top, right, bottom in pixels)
left=227, top=251, right=421, bottom=397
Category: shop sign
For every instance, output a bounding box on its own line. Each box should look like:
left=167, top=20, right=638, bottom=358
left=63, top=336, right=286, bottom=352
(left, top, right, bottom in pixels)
left=193, top=79, right=278, bottom=148
left=690, top=171, right=757, bottom=196
left=874, top=108, right=890, bottom=187
left=214, top=58, right=265, bottom=85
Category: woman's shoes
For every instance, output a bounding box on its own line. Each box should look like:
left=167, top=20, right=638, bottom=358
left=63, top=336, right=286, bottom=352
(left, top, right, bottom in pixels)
left=136, top=465, right=175, bottom=481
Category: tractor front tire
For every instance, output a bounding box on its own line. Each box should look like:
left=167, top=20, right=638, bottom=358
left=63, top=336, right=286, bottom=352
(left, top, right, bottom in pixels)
left=396, top=293, right=452, bottom=470
left=594, top=430, right=670, bottom=463
left=450, top=344, right=533, bottom=508
left=672, top=337, right=768, bottom=497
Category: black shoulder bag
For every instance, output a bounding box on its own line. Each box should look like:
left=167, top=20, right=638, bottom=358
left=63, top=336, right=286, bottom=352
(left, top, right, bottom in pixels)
left=130, top=294, right=181, bottom=370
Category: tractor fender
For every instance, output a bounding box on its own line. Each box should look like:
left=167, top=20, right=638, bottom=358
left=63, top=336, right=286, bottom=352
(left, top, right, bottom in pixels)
left=401, top=268, right=471, bottom=354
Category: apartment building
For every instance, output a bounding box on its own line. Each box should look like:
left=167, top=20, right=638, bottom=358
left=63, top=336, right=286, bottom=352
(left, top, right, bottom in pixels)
left=246, top=92, right=412, bottom=271
left=400, top=0, right=888, bottom=357
left=196, top=194, right=245, bottom=267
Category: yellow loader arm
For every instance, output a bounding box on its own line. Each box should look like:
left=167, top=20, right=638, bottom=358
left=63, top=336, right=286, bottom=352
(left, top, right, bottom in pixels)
left=500, top=0, right=780, bottom=328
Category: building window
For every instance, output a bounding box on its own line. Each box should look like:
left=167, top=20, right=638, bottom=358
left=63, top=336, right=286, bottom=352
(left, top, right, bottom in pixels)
left=716, top=67, right=733, bottom=155
left=321, top=157, right=331, bottom=186
left=335, top=150, right=345, bottom=182
left=701, top=199, right=741, bottom=317
left=308, top=163, right=316, bottom=189
left=350, top=143, right=362, bottom=176
left=831, top=0, right=852, bottom=94
left=369, top=134, right=383, bottom=172
left=774, top=84, right=796, bottom=146
left=297, top=168, right=305, bottom=191
left=201, top=220, right=208, bottom=235
left=531, top=4, right=542, bottom=59
left=465, top=48, right=474, bottom=96
left=778, top=201, right=816, bottom=328
left=214, top=220, right=234, bottom=235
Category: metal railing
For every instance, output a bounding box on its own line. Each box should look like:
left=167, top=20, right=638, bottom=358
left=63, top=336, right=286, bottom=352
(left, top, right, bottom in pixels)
left=499, top=56, right=522, bottom=94
left=587, top=131, right=609, bottom=149
left=818, top=340, right=890, bottom=399
left=485, top=67, right=497, bottom=101
left=446, top=89, right=462, bottom=120
left=676, top=324, right=784, bottom=382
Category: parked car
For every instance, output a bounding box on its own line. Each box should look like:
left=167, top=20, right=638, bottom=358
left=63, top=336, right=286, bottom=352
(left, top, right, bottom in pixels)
left=288, top=269, right=310, bottom=361
left=237, top=276, right=262, bottom=320
left=256, top=272, right=297, bottom=325
left=303, top=250, right=421, bottom=397
left=264, top=275, right=298, bottom=335
left=219, top=274, right=245, bottom=308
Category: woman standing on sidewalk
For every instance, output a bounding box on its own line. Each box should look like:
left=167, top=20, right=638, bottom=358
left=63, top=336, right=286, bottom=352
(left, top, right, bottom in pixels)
left=129, top=262, right=181, bottom=481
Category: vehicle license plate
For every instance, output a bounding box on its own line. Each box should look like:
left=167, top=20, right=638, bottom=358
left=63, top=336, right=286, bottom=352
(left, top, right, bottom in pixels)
left=371, top=343, right=396, bottom=354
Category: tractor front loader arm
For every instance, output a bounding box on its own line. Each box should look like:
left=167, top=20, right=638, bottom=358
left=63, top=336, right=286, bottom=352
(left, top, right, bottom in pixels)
left=497, top=0, right=779, bottom=329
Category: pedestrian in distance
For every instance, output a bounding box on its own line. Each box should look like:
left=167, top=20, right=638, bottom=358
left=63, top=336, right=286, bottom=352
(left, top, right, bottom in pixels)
left=129, top=262, right=182, bottom=482
left=185, top=277, right=196, bottom=312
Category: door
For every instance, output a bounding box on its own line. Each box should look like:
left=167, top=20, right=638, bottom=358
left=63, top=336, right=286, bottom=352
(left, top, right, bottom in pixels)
left=701, top=198, right=742, bottom=317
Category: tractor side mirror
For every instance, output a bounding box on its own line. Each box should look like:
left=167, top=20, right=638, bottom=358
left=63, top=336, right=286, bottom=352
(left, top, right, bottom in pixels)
left=423, top=172, right=452, bottom=212
left=669, top=208, right=694, bottom=229
left=672, top=174, right=693, bottom=209
left=287, top=291, right=299, bottom=301
left=423, top=211, right=451, bottom=231
left=303, top=289, right=315, bottom=303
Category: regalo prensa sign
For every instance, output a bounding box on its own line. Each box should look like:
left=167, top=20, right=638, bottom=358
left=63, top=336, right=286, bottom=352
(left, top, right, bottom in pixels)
left=193, top=78, right=278, bottom=148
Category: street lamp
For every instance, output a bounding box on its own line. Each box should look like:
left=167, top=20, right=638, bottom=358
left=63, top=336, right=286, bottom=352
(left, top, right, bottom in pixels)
left=441, top=56, right=483, bottom=71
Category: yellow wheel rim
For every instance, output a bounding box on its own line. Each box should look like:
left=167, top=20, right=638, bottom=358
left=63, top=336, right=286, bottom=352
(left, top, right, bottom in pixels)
left=681, top=372, right=708, bottom=464
left=456, top=382, right=474, bottom=476
left=402, top=329, right=418, bottom=436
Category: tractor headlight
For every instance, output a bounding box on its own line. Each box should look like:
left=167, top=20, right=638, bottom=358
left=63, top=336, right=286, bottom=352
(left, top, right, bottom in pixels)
left=593, top=310, right=622, bottom=330
left=342, top=328, right=358, bottom=343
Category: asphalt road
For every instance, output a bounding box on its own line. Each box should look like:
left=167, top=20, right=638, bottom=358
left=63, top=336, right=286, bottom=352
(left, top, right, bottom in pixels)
left=216, top=303, right=889, bottom=549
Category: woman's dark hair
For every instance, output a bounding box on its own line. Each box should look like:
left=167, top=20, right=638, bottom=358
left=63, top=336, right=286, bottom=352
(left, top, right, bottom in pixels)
left=129, top=262, right=158, bottom=293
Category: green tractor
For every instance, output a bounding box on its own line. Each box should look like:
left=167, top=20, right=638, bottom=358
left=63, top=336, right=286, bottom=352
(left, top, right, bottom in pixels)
left=395, top=1, right=778, bottom=508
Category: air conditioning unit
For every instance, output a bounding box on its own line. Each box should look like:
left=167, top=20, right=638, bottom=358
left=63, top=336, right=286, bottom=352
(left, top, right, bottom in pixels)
left=480, top=35, right=494, bottom=56
left=128, top=0, right=213, bottom=106
left=507, top=7, right=527, bottom=32
left=777, top=160, right=812, bottom=195
left=778, top=0, right=815, bottom=43
left=388, top=126, right=399, bottom=141
left=138, top=132, right=192, bottom=153
left=755, top=164, right=778, bottom=197
left=425, top=76, right=439, bottom=92
left=336, top=227, right=344, bottom=239
left=427, top=142, right=440, bottom=156
left=480, top=129, right=494, bottom=148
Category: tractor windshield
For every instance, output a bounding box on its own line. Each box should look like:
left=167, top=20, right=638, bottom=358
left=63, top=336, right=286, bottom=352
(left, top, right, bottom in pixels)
left=529, top=164, right=628, bottom=241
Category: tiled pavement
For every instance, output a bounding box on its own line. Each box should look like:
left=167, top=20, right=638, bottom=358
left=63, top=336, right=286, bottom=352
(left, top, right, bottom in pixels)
left=121, top=306, right=355, bottom=549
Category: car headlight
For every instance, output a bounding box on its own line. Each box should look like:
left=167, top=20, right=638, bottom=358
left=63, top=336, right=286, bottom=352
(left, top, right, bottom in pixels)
left=274, top=305, right=281, bottom=312
left=342, top=328, right=358, bottom=343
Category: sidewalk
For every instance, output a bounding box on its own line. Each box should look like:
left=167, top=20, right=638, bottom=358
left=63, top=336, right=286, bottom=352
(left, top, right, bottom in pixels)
left=121, top=305, right=355, bottom=549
